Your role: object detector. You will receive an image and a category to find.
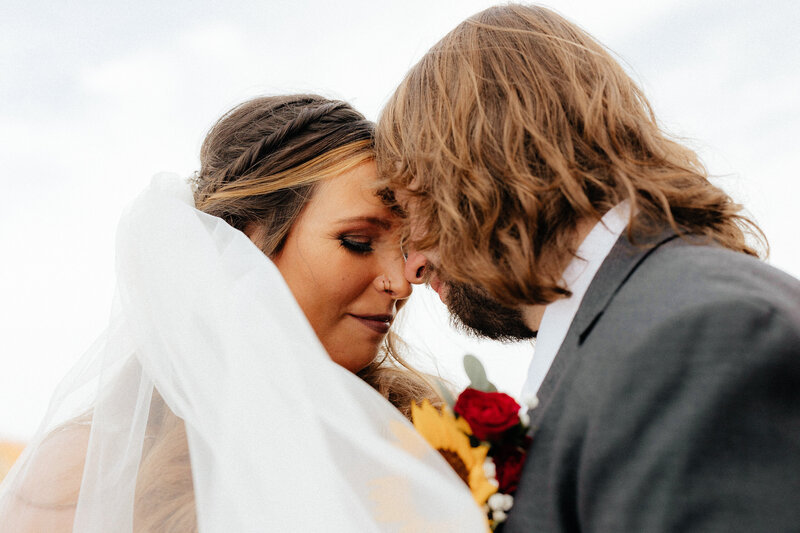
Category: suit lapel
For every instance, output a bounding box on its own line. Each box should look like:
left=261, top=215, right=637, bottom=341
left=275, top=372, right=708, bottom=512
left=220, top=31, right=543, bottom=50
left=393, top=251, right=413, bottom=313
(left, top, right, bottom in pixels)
left=530, top=226, right=679, bottom=422
left=572, top=227, right=679, bottom=345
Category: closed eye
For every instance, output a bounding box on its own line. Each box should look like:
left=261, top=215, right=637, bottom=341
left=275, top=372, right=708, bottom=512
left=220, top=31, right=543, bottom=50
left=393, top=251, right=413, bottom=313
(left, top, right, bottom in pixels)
left=339, top=236, right=373, bottom=254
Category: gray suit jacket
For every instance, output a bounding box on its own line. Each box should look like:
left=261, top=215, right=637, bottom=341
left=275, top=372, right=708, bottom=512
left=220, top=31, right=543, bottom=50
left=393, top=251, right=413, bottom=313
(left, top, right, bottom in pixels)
left=504, top=230, right=800, bottom=532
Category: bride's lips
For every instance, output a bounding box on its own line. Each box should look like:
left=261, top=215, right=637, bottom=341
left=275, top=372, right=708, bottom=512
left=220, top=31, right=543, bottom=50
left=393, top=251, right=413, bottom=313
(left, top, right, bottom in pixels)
left=349, top=314, right=393, bottom=334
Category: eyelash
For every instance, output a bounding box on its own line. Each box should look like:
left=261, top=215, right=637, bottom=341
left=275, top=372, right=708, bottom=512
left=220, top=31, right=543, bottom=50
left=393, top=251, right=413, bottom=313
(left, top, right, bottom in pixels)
left=338, top=236, right=373, bottom=254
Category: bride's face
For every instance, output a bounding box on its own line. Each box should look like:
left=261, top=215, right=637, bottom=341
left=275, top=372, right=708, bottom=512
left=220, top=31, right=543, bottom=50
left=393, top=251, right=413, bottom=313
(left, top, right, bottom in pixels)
left=270, top=161, right=411, bottom=372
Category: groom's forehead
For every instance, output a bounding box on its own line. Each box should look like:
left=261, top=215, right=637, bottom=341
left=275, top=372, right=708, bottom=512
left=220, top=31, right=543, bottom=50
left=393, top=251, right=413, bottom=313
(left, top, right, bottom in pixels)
left=390, top=183, right=418, bottom=216
left=387, top=174, right=442, bottom=246
left=397, top=173, right=427, bottom=201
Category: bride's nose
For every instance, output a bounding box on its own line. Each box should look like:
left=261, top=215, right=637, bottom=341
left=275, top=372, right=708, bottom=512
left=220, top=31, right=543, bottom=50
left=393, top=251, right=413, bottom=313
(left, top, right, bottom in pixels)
left=374, top=257, right=412, bottom=300
left=374, top=275, right=412, bottom=300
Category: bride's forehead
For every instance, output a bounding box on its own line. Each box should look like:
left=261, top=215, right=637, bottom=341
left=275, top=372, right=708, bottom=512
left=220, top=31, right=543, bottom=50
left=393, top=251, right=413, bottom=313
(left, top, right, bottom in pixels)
left=310, top=163, right=391, bottom=216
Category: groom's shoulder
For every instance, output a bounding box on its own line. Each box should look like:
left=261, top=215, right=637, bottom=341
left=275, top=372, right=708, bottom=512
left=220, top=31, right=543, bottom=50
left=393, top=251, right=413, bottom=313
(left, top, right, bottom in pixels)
left=624, top=239, right=800, bottom=316
left=584, top=240, right=800, bottom=374
left=529, top=242, right=800, bottom=533
left=568, top=240, right=800, bottom=434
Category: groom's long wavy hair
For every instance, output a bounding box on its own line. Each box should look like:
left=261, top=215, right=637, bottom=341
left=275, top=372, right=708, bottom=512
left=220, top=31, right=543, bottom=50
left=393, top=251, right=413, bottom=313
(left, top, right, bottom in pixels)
left=134, top=95, right=440, bottom=533
left=376, top=4, right=766, bottom=308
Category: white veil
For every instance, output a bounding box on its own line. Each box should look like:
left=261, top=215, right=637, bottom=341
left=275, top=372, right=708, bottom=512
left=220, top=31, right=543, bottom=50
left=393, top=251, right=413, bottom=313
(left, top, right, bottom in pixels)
left=0, top=174, right=485, bottom=532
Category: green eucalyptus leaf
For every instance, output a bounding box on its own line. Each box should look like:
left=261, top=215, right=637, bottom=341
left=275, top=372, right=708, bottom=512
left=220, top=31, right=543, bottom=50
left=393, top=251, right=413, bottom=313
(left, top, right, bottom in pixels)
left=463, top=354, right=497, bottom=392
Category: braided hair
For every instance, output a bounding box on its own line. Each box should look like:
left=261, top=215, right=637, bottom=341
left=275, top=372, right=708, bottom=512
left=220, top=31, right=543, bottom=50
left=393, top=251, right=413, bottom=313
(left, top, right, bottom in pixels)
left=194, top=94, right=375, bottom=255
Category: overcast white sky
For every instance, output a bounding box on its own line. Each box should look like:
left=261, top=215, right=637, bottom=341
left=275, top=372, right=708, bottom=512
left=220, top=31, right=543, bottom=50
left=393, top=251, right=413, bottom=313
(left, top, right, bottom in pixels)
left=1, top=0, right=798, bottom=440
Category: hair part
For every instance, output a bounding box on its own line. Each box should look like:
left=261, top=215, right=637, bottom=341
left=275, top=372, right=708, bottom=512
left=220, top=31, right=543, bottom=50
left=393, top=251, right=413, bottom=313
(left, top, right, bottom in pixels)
left=376, top=4, right=766, bottom=307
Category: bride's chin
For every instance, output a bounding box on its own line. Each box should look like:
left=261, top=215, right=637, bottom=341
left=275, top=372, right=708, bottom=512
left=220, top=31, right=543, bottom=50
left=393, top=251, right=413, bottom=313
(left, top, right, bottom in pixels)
left=329, top=340, right=384, bottom=374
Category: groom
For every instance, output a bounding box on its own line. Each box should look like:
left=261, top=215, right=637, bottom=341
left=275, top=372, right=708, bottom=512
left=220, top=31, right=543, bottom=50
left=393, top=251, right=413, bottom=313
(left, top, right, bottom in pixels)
left=377, top=4, right=800, bottom=532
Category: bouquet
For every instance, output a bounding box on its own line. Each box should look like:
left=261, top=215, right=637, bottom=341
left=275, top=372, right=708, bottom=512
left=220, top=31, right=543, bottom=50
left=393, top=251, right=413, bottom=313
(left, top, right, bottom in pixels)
left=411, top=355, right=538, bottom=530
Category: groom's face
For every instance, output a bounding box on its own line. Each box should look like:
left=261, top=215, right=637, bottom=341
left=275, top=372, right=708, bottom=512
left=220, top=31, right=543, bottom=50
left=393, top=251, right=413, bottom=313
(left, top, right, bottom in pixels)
left=397, top=189, right=535, bottom=341
left=403, top=248, right=536, bottom=341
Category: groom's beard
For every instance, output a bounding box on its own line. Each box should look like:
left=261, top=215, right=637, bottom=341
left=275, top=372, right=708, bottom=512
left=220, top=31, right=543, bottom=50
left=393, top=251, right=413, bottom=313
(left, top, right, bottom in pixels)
left=445, top=281, right=536, bottom=341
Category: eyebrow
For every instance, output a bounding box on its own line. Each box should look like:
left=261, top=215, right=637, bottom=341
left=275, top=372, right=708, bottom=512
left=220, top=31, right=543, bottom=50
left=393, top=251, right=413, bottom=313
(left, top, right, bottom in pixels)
left=334, top=216, right=393, bottom=230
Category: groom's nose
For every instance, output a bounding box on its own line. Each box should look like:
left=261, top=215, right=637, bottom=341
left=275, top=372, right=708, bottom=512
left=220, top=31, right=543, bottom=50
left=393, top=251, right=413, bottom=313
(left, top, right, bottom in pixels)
left=404, top=250, right=429, bottom=284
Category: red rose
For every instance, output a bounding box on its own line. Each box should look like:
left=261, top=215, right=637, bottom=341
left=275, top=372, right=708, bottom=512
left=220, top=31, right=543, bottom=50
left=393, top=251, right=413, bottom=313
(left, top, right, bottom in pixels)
left=494, top=443, right=529, bottom=493
left=454, top=388, right=521, bottom=441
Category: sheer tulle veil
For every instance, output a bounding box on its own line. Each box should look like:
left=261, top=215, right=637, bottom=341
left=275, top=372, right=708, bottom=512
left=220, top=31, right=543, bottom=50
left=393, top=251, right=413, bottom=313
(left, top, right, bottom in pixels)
left=0, top=174, right=484, bottom=531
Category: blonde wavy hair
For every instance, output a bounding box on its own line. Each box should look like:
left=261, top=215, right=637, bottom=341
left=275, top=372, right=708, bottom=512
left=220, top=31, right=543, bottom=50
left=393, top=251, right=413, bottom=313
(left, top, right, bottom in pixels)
left=376, top=4, right=766, bottom=307
left=133, top=94, right=441, bottom=532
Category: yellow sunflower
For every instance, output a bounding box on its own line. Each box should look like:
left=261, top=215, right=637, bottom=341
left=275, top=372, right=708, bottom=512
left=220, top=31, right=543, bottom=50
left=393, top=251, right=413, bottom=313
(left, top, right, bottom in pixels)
left=411, top=400, right=497, bottom=506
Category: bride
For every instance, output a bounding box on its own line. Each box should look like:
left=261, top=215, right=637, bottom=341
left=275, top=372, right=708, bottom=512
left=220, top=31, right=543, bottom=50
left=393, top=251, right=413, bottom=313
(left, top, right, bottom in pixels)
left=0, top=95, right=485, bottom=531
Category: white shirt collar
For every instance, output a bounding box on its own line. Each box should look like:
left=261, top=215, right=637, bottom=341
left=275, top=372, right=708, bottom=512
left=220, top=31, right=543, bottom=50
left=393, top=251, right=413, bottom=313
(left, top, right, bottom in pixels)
left=520, top=201, right=631, bottom=399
